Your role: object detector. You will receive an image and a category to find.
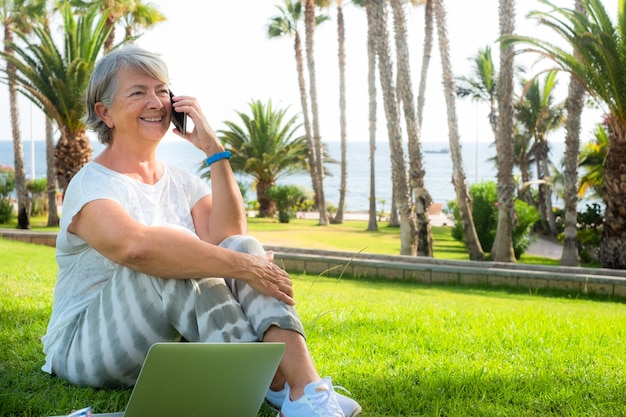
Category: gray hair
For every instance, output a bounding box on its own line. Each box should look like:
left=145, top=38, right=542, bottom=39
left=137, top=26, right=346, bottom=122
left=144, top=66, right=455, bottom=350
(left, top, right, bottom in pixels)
left=84, top=45, right=170, bottom=144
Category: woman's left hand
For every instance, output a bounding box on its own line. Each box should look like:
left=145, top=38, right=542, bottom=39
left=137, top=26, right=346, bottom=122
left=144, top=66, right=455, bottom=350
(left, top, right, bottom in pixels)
left=171, top=94, right=224, bottom=156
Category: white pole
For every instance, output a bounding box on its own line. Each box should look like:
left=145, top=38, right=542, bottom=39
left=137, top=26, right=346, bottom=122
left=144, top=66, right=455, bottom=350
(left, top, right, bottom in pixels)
left=30, top=102, right=35, bottom=179
left=475, top=102, right=479, bottom=184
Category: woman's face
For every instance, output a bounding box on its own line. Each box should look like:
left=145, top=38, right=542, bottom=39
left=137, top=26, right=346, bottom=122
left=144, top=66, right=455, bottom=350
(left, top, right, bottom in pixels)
left=100, top=67, right=171, bottom=144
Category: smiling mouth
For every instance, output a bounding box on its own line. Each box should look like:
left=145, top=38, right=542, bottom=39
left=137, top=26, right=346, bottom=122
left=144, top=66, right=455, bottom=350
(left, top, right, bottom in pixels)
left=141, top=117, right=163, bottom=122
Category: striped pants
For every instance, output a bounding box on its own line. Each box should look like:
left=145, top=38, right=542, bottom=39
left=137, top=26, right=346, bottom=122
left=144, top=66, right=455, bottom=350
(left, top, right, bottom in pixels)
left=51, top=235, right=304, bottom=388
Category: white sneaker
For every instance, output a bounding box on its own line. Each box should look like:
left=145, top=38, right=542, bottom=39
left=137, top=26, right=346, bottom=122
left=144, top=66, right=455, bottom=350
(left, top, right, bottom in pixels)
left=267, top=378, right=362, bottom=417
left=278, top=377, right=347, bottom=417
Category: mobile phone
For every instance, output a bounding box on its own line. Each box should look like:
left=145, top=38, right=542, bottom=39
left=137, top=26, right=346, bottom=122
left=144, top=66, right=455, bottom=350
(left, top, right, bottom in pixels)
left=169, top=90, right=187, bottom=136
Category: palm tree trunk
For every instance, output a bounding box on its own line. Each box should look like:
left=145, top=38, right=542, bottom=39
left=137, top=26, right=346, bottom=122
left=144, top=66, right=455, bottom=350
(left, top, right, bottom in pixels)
left=365, top=0, right=378, bottom=232
left=561, top=0, right=586, bottom=267
left=55, top=129, right=92, bottom=196
left=256, top=179, right=276, bottom=218
left=541, top=150, right=557, bottom=236
left=535, top=143, right=550, bottom=233
left=45, top=117, right=59, bottom=227
left=5, top=28, right=30, bottom=229
left=371, top=0, right=417, bottom=255
left=391, top=0, right=433, bottom=257
left=433, top=0, right=484, bottom=260
left=389, top=191, right=400, bottom=227
left=293, top=31, right=321, bottom=211
left=600, top=118, right=626, bottom=269
left=417, top=0, right=434, bottom=129
left=491, top=0, right=517, bottom=262
left=535, top=139, right=557, bottom=235
left=104, top=15, right=117, bottom=52
left=332, top=0, right=347, bottom=224
left=304, top=0, right=329, bottom=225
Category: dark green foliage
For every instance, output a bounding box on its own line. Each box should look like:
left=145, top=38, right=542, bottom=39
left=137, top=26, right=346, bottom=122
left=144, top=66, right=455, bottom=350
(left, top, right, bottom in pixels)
left=448, top=181, right=540, bottom=259
left=0, top=165, right=16, bottom=223
left=27, top=178, right=48, bottom=216
left=267, top=184, right=305, bottom=223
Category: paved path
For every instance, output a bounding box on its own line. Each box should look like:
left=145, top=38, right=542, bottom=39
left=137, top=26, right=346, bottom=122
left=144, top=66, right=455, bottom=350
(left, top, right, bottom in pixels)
left=525, top=235, right=563, bottom=260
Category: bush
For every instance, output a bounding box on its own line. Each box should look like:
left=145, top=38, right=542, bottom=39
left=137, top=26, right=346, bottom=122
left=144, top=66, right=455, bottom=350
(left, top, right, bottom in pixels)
left=0, top=198, right=13, bottom=223
left=576, top=203, right=603, bottom=263
left=267, top=185, right=305, bottom=223
left=0, top=164, right=15, bottom=223
left=0, top=164, right=15, bottom=197
left=512, top=199, right=541, bottom=259
left=448, top=182, right=498, bottom=251
left=448, top=181, right=540, bottom=259
left=27, top=178, right=48, bottom=216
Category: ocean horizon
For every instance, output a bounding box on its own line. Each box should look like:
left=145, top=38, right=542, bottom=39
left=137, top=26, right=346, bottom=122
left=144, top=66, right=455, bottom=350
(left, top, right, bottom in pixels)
left=0, top=139, right=566, bottom=211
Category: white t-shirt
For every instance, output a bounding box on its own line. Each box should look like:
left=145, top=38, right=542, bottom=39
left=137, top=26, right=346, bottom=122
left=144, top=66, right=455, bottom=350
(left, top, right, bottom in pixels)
left=41, top=161, right=211, bottom=373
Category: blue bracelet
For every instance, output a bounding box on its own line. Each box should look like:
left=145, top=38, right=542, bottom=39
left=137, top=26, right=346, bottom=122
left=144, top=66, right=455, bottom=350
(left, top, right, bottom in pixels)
left=205, top=150, right=232, bottom=166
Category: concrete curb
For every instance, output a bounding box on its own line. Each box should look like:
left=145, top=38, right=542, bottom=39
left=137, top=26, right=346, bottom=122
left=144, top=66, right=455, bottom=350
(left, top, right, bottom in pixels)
left=3, top=229, right=624, bottom=300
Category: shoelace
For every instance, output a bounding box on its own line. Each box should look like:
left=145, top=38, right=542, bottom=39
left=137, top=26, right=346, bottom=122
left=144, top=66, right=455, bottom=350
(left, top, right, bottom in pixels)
left=304, top=385, right=343, bottom=417
left=331, top=384, right=353, bottom=397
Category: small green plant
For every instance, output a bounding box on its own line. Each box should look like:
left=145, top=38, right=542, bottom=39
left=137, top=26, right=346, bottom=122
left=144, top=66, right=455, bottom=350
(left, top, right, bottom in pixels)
left=0, top=164, right=15, bottom=223
left=448, top=181, right=540, bottom=259
left=267, top=184, right=305, bottom=223
left=26, top=178, right=48, bottom=216
left=575, top=203, right=604, bottom=263
left=376, top=198, right=388, bottom=221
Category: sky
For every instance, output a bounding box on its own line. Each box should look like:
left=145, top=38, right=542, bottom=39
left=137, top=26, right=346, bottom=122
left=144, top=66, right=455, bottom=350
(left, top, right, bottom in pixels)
left=0, top=0, right=616, bottom=145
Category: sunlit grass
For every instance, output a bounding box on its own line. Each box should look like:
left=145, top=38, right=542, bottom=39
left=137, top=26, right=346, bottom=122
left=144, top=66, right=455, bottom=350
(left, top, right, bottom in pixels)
left=0, top=214, right=584, bottom=266
left=2, top=238, right=625, bottom=416
left=247, top=217, right=471, bottom=260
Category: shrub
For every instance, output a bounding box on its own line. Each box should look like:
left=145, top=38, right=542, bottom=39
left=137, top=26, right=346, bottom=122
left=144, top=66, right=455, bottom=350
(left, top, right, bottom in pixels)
left=27, top=178, right=48, bottom=216
left=267, top=185, right=305, bottom=223
left=448, top=182, right=498, bottom=251
left=448, top=181, right=540, bottom=259
left=0, top=164, right=15, bottom=197
left=0, top=164, right=15, bottom=223
left=512, top=199, right=541, bottom=259
left=576, top=203, right=604, bottom=263
left=0, top=198, right=13, bottom=223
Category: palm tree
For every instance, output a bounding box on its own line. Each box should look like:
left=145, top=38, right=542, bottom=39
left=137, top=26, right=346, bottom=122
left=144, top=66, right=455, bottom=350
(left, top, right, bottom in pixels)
left=504, top=0, right=626, bottom=268
left=331, top=0, right=348, bottom=224
left=515, top=71, right=566, bottom=235
left=491, top=0, right=517, bottom=263
left=353, top=0, right=379, bottom=232
left=560, top=0, right=587, bottom=267
left=211, top=100, right=309, bottom=217
left=578, top=123, right=607, bottom=201
left=370, top=0, right=418, bottom=255
left=69, top=0, right=164, bottom=52
left=44, top=116, right=58, bottom=226
left=433, top=0, right=484, bottom=260
left=268, top=0, right=329, bottom=224
left=391, top=0, right=433, bottom=257
left=303, top=0, right=331, bottom=225
left=417, top=0, right=434, bottom=129
left=1, top=0, right=46, bottom=229
left=513, top=124, right=535, bottom=202
left=456, top=45, right=499, bottom=140
left=120, top=1, right=166, bottom=43
left=1, top=4, right=113, bottom=194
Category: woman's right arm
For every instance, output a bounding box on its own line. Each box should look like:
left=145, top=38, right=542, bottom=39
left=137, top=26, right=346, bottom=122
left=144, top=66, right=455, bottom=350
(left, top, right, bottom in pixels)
left=68, top=198, right=295, bottom=305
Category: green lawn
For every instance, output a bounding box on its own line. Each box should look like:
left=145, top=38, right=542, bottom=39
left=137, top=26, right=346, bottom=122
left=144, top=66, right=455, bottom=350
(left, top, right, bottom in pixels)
left=2, top=214, right=560, bottom=265
left=2, top=237, right=625, bottom=416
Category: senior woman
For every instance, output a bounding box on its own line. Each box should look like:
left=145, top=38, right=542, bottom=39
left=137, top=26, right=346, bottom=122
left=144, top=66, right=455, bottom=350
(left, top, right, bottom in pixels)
left=41, top=45, right=361, bottom=417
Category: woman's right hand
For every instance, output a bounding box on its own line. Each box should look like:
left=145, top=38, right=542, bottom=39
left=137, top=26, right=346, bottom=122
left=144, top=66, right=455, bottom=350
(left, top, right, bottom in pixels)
left=243, top=251, right=295, bottom=306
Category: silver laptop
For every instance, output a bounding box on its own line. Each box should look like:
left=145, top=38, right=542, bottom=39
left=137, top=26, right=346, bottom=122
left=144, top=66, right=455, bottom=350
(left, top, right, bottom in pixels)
left=53, top=342, right=285, bottom=417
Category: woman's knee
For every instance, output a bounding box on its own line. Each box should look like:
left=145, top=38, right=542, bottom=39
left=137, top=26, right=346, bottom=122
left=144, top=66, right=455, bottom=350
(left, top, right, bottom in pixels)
left=219, top=235, right=265, bottom=255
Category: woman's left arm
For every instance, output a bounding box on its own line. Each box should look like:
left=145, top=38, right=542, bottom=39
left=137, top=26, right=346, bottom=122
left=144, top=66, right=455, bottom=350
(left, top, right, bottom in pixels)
left=172, top=94, right=247, bottom=244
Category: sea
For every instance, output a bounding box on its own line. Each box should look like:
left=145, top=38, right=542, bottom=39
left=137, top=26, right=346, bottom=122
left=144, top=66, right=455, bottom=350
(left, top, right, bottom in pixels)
left=0, top=139, right=566, bottom=211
